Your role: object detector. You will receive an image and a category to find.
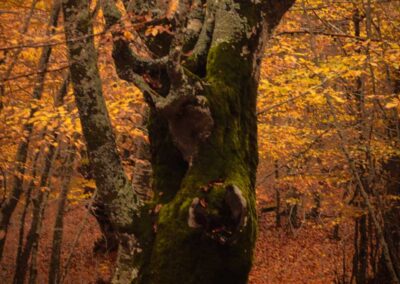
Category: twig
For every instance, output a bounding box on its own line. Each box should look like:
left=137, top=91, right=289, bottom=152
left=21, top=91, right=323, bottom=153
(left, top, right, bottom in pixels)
left=1, top=65, right=69, bottom=83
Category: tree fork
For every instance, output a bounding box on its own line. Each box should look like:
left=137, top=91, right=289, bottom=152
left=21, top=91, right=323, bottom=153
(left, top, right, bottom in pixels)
left=137, top=1, right=295, bottom=283
left=63, top=0, right=294, bottom=283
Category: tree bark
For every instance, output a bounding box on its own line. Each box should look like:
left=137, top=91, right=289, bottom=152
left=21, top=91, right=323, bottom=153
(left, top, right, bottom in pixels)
left=63, top=0, right=294, bottom=283
left=62, top=0, right=141, bottom=282
left=133, top=1, right=295, bottom=283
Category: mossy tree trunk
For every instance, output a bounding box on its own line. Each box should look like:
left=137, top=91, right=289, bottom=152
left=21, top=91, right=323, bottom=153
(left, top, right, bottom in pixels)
left=63, top=0, right=294, bottom=283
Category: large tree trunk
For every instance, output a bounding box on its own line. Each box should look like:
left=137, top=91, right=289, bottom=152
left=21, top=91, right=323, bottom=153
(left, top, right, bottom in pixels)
left=134, top=2, right=295, bottom=283
left=63, top=0, right=294, bottom=283
left=141, top=45, right=260, bottom=282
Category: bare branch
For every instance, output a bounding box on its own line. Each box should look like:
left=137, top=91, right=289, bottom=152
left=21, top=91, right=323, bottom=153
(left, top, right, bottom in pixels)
left=185, top=0, right=215, bottom=74
left=276, top=29, right=383, bottom=42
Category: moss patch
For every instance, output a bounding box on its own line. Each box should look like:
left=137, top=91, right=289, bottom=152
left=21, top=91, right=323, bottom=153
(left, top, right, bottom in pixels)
left=139, top=40, right=258, bottom=284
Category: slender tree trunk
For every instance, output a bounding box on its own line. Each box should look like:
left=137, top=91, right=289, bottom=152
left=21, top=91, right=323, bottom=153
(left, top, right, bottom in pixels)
left=358, top=215, right=368, bottom=284
left=13, top=136, right=61, bottom=284
left=27, top=196, right=48, bottom=284
left=14, top=141, right=44, bottom=276
left=15, top=189, right=32, bottom=271
left=48, top=146, right=75, bottom=284
left=274, top=160, right=281, bottom=227
left=351, top=8, right=372, bottom=283
left=310, top=192, right=321, bottom=220
left=0, top=0, right=61, bottom=259
left=29, top=133, right=65, bottom=284
left=62, top=1, right=141, bottom=282
left=352, top=219, right=359, bottom=284
left=47, top=76, right=75, bottom=284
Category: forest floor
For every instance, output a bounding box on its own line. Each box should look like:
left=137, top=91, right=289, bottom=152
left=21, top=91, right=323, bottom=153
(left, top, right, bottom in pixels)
left=249, top=212, right=353, bottom=284
left=1, top=193, right=353, bottom=283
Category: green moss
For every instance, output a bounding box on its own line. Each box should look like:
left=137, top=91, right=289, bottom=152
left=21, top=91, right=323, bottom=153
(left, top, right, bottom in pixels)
left=206, top=43, right=251, bottom=88
left=134, top=113, right=190, bottom=281
left=136, top=3, right=266, bottom=279
left=138, top=39, right=259, bottom=283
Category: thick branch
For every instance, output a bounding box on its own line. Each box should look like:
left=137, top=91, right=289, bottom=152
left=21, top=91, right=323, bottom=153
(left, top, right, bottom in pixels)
left=182, top=0, right=206, bottom=51
left=101, top=0, right=168, bottom=76
left=184, top=0, right=215, bottom=75
left=264, top=0, right=296, bottom=32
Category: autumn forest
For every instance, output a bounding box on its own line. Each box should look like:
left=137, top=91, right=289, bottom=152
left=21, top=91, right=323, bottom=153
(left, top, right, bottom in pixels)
left=0, top=0, right=399, bottom=283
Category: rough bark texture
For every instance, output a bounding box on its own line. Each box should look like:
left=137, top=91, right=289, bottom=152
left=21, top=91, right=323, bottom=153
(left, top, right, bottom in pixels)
left=134, top=1, right=295, bottom=283
left=64, top=0, right=294, bottom=283
left=62, top=0, right=141, bottom=282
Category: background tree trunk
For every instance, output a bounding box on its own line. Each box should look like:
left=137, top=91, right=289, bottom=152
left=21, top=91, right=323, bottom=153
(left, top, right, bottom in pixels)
left=0, top=0, right=61, bottom=259
left=48, top=145, right=75, bottom=284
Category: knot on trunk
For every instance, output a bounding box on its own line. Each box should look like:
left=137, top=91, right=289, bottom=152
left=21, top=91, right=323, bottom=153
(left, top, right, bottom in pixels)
left=117, top=232, right=137, bottom=254
left=157, top=81, right=214, bottom=163
left=187, top=184, right=247, bottom=245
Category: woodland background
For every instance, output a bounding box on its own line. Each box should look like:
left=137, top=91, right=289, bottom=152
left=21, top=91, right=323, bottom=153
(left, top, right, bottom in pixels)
left=0, top=0, right=400, bottom=283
